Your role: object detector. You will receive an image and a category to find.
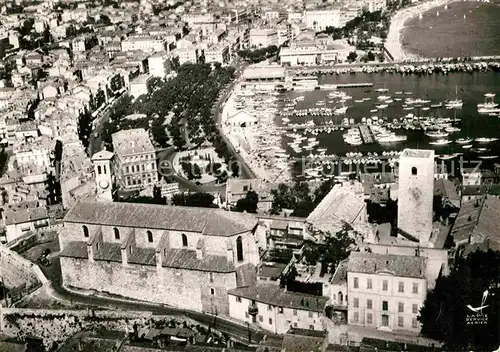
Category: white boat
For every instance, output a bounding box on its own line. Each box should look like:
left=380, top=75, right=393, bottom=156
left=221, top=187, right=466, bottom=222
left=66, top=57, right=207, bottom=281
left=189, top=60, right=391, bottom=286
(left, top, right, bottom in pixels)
left=376, top=88, right=389, bottom=93
left=445, top=86, right=463, bottom=108
left=429, top=139, right=451, bottom=145
left=376, top=104, right=388, bottom=109
left=431, top=103, right=443, bottom=108
left=335, top=106, right=348, bottom=114
left=354, top=99, right=364, bottom=103
left=370, top=109, right=378, bottom=113
left=475, top=137, right=499, bottom=143
left=478, top=107, right=500, bottom=114
left=445, top=126, right=460, bottom=133
left=479, top=155, right=499, bottom=159
left=378, top=134, right=408, bottom=143
left=426, top=130, right=449, bottom=138
left=437, top=154, right=455, bottom=160
left=462, top=144, right=473, bottom=149
left=395, top=91, right=403, bottom=95
left=456, top=137, right=473, bottom=144
left=377, top=95, right=391, bottom=101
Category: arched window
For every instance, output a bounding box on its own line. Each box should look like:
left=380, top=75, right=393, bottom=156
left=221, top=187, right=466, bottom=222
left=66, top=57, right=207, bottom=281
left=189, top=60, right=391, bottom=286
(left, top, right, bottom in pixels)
left=97, top=165, right=102, bottom=175
left=113, top=227, right=120, bottom=240
left=182, top=233, right=188, bottom=247
left=82, top=225, right=89, bottom=238
left=411, top=167, right=418, bottom=176
left=338, top=291, right=343, bottom=304
left=147, top=231, right=153, bottom=243
left=236, top=236, right=243, bottom=262
left=103, top=165, right=107, bottom=174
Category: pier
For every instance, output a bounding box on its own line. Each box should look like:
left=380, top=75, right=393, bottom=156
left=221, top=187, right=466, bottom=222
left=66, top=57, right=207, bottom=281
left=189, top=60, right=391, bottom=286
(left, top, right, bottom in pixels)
left=358, top=125, right=375, bottom=144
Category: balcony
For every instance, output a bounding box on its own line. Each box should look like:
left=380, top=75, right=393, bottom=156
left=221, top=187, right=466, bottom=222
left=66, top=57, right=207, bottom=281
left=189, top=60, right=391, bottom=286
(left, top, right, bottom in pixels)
left=248, top=303, right=258, bottom=316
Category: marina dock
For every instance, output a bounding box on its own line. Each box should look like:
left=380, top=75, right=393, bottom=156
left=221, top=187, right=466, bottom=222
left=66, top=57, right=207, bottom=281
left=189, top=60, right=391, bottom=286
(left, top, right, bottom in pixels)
left=358, top=125, right=375, bottom=144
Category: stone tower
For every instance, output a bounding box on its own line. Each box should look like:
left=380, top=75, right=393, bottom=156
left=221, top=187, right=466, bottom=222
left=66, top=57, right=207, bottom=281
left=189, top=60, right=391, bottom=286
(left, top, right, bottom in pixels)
left=91, top=149, right=115, bottom=202
left=397, top=149, right=435, bottom=245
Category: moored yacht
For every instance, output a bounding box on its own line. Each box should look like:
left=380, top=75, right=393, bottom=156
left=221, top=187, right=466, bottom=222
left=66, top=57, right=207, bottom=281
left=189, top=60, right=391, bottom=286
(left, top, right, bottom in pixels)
left=456, top=137, right=473, bottom=144
left=429, top=139, right=452, bottom=145
left=426, top=130, right=449, bottom=138
left=475, top=137, right=499, bottom=143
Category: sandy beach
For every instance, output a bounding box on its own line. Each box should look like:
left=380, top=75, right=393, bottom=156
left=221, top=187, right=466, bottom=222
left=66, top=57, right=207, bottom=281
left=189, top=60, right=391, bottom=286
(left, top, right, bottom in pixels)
left=385, top=0, right=458, bottom=61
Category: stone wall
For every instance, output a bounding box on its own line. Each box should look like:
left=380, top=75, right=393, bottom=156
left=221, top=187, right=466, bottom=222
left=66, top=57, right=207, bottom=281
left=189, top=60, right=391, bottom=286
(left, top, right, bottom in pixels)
left=0, top=308, right=206, bottom=349
left=60, top=257, right=236, bottom=315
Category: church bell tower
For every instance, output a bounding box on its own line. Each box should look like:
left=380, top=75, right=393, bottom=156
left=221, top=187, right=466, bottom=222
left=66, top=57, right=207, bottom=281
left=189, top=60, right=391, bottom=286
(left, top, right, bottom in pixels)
left=91, top=149, right=115, bottom=202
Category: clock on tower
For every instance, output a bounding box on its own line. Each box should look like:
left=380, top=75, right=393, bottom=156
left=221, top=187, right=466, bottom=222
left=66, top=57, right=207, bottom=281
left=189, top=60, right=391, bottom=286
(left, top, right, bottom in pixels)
left=91, top=149, right=115, bottom=202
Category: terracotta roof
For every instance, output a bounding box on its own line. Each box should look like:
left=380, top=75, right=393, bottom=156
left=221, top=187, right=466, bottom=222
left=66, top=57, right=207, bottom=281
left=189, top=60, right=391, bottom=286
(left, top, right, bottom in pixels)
left=64, top=201, right=257, bottom=236
left=162, top=248, right=235, bottom=272
left=330, top=260, right=347, bottom=285
left=94, top=242, right=121, bottom=262
left=228, top=285, right=328, bottom=312
left=3, top=206, right=48, bottom=226
left=347, top=252, right=427, bottom=279
left=282, top=329, right=326, bottom=352
left=129, top=247, right=156, bottom=266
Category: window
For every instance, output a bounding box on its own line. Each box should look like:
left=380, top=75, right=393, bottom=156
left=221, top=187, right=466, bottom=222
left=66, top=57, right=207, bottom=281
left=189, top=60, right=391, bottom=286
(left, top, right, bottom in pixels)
left=398, top=316, right=404, bottom=327
left=210, top=288, right=215, bottom=295
left=142, top=164, right=145, bottom=171
left=382, top=280, right=388, bottom=291
left=268, top=305, right=272, bottom=311
left=353, top=312, right=359, bottom=323
left=182, top=233, right=188, bottom=247
left=308, top=311, right=313, bottom=318
left=412, top=304, right=418, bottom=314
left=278, top=307, right=284, bottom=314
left=367, top=299, right=372, bottom=309
left=382, top=301, right=388, bottom=311
left=236, top=297, right=242, bottom=303
left=151, top=162, right=155, bottom=170
left=309, top=325, right=314, bottom=330
left=367, top=313, right=373, bottom=324
left=293, top=309, right=297, bottom=316
left=236, top=236, right=244, bottom=262
left=113, top=227, right=120, bottom=240
left=243, top=185, right=248, bottom=192
left=82, top=225, right=89, bottom=238
left=259, top=315, right=263, bottom=322
left=382, top=315, right=389, bottom=327
left=367, top=278, right=372, bottom=289
left=131, top=165, right=135, bottom=172
left=413, top=282, right=419, bottom=294
left=209, top=272, right=214, bottom=283
left=398, top=281, right=404, bottom=293
left=97, top=165, right=102, bottom=175
left=412, top=318, right=418, bottom=328
left=103, top=165, right=107, bottom=174
left=269, top=318, right=273, bottom=325
left=96, top=242, right=99, bottom=251
left=147, top=231, right=153, bottom=243
left=245, top=312, right=248, bottom=318
left=293, top=323, right=297, bottom=328
left=398, top=302, right=404, bottom=313
left=353, top=277, right=359, bottom=288
left=412, top=166, right=417, bottom=175
left=353, top=298, right=359, bottom=308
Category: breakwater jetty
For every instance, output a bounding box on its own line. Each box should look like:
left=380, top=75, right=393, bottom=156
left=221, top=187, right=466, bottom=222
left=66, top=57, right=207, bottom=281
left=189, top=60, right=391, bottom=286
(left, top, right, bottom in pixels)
left=287, top=59, right=500, bottom=76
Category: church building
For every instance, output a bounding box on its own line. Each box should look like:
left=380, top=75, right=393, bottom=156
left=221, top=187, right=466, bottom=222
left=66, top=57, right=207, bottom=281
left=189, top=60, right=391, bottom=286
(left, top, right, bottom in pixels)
left=58, top=201, right=264, bottom=315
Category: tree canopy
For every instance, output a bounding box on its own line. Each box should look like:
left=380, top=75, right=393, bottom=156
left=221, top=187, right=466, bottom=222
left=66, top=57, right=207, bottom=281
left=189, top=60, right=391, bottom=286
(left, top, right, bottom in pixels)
left=233, top=190, right=259, bottom=213
left=418, top=250, right=500, bottom=351
left=238, top=45, right=279, bottom=63
left=171, top=192, right=217, bottom=208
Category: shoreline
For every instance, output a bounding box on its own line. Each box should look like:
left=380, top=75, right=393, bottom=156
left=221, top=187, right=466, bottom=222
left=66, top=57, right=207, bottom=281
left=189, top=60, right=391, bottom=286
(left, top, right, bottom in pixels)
left=385, top=0, right=460, bottom=61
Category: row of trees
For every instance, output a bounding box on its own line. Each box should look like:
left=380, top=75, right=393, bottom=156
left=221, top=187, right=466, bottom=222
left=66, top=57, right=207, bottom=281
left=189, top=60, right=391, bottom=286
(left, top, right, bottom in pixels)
left=238, top=45, right=279, bottom=63
left=103, top=64, right=237, bottom=168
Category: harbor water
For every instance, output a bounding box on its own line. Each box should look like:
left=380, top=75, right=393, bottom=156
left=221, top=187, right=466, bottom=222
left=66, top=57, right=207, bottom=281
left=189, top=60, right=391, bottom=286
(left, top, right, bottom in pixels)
left=402, top=1, right=500, bottom=58
left=279, top=71, right=500, bottom=178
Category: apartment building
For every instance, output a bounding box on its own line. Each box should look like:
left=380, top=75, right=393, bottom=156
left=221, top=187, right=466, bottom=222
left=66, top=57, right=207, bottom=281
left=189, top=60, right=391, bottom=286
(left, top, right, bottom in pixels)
left=112, top=128, right=157, bottom=191
left=228, top=285, right=328, bottom=334
left=347, top=252, right=427, bottom=332
left=303, top=9, right=342, bottom=31
left=121, top=36, right=168, bottom=53
left=249, top=28, right=278, bottom=48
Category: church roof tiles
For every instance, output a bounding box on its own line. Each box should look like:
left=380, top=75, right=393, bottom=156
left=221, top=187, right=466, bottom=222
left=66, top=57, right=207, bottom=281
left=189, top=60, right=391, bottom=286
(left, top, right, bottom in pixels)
left=64, top=201, right=257, bottom=236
